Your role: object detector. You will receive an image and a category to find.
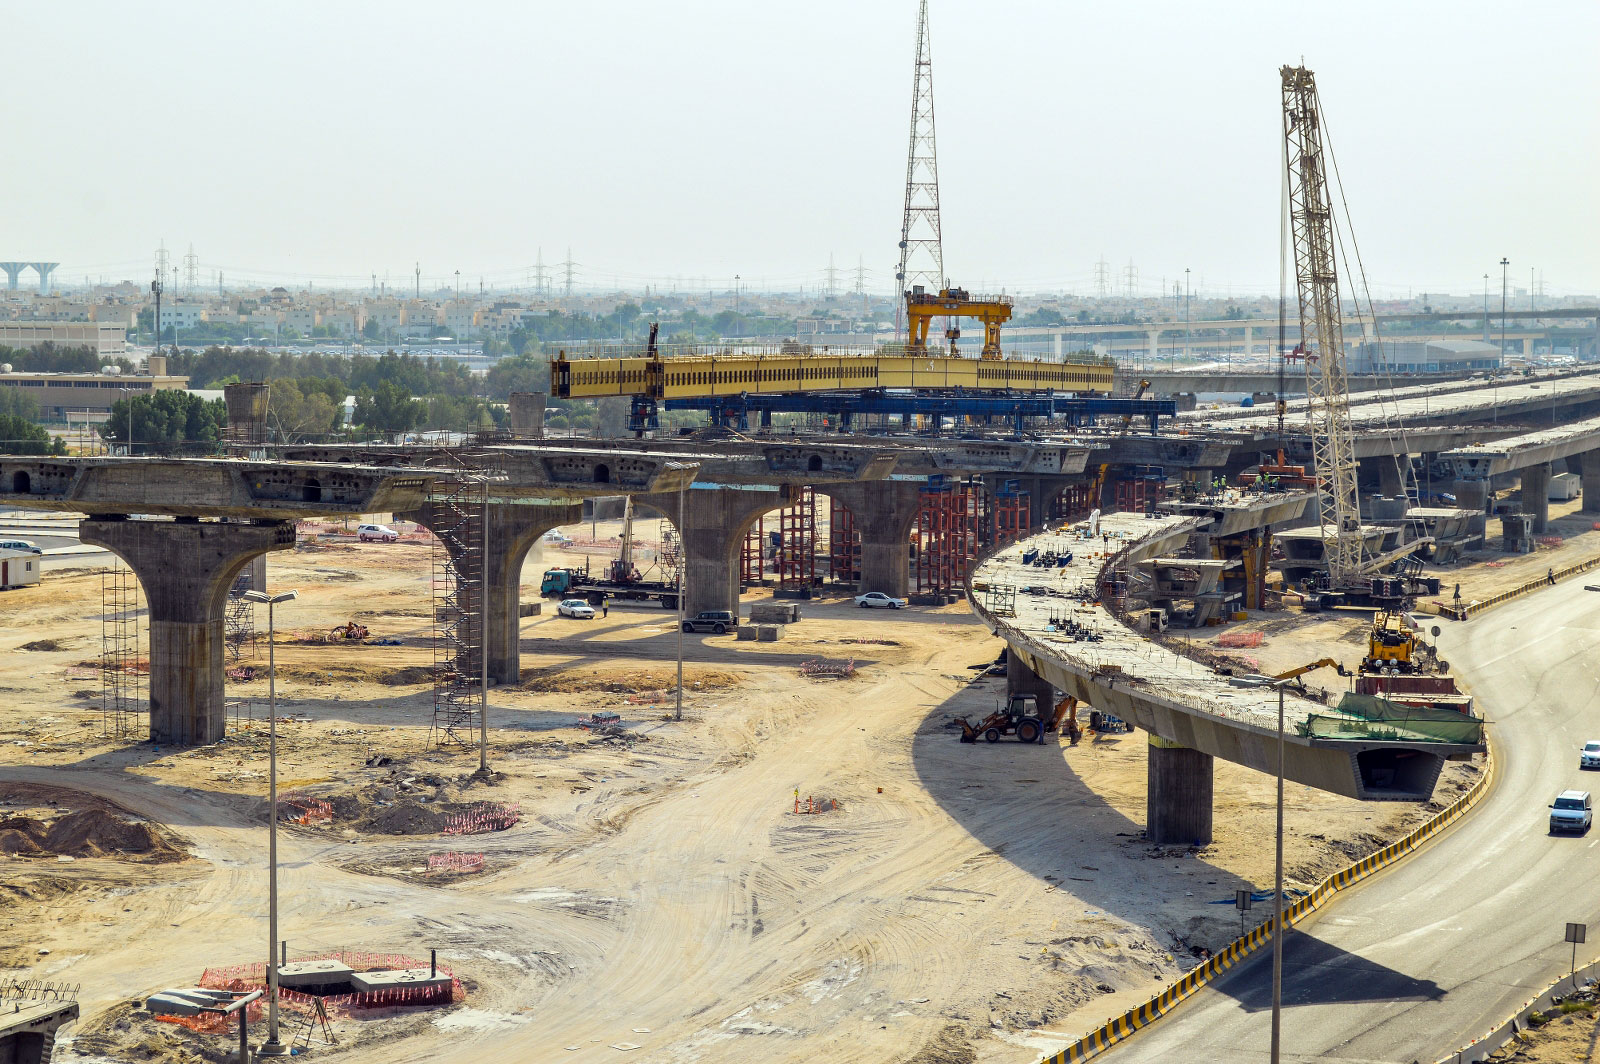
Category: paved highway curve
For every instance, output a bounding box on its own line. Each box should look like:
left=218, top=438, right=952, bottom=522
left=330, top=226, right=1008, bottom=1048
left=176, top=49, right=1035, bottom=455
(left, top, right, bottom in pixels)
left=1102, top=578, right=1600, bottom=1063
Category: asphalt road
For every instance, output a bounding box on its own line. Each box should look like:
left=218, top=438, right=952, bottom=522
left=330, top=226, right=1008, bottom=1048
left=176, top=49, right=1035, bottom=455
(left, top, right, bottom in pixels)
left=1104, top=578, right=1600, bottom=1063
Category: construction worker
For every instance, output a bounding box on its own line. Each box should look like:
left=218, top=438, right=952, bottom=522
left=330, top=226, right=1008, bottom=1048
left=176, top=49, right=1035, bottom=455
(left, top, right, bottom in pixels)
left=1548, top=568, right=1556, bottom=586
left=602, top=598, right=610, bottom=618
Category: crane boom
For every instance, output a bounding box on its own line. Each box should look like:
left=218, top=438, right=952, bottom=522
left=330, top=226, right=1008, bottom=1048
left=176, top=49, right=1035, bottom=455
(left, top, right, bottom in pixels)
left=1281, top=65, right=1363, bottom=587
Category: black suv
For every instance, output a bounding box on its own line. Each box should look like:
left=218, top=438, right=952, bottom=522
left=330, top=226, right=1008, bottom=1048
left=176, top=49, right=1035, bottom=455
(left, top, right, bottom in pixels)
left=682, top=610, right=737, bottom=634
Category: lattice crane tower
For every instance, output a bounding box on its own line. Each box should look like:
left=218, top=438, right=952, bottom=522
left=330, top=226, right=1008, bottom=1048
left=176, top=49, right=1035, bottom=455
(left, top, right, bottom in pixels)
left=894, top=0, right=943, bottom=340
left=1281, top=64, right=1362, bottom=585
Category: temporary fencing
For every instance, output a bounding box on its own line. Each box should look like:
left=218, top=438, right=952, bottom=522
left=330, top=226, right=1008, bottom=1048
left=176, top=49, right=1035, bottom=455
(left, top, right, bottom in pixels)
left=799, top=658, right=856, bottom=678
left=442, top=801, right=520, bottom=836
left=1039, top=747, right=1496, bottom=1063
left=197, top=949, right=464, bottom=1016
left=1213, top=630, right=1264, bottom=649
left=279, top=793, right=333, bottom=825
left=427, top=852, right=484, bottom=874
left=791, top=795, right=839, bottom=815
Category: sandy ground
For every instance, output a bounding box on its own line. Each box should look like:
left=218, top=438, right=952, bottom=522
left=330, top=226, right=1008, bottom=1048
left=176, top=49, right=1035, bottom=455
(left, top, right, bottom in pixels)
left=0, top=513, right=1521, bottom=1064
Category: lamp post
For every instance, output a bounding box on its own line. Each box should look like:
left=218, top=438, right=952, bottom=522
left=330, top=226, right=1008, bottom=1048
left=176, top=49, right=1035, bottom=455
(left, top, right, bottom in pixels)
left=119, top=387, right=134, bottom=457
left=1270, top=677, right=1288, bottom=1063
left=241, top=588, right=298, bottom=1058
left=1499, top=258, right=1510, bottom=425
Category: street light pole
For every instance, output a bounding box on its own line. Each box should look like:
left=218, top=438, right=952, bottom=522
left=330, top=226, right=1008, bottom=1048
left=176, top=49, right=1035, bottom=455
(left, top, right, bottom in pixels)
left=1271, top=679, right=1286, bottom=1064
left=674, top=483, right=685, bottom=722
left=1499, top=258, right=1510, bottom=425
left=242, top=588, right=298, bottom=1059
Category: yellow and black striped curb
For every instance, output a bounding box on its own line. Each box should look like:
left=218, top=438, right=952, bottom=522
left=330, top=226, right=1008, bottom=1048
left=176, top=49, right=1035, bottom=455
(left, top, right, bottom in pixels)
left=1433, top=949, right=1600, bottom=1062
left=1437, top=553, right=1600, bottom=621
left=1041, top=745, right=1497, bottom=1063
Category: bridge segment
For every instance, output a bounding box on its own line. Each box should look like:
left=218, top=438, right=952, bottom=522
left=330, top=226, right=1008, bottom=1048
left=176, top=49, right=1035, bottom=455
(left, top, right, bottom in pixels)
left=969, top=505, right=1483, bottom=844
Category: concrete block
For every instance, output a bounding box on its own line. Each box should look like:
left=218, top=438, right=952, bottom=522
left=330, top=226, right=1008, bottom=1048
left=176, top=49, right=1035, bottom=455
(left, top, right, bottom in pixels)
left=735, top=625, right=758, bottom=641
left=349, top=968, right=453, bottom=993
left=276, top=959, right=355, bottom=990
left=519, top=602, right=542, bottom=617
left=756, top=625, right=780, bottom=642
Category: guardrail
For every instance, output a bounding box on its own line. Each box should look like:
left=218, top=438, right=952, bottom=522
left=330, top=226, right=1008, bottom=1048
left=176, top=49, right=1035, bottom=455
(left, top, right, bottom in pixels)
left=1435, top=955, right=1600, bottom=1063
left=1042, top=744, right=1496, bottom=1063
left=1436, top=552, right=1600, bottom=621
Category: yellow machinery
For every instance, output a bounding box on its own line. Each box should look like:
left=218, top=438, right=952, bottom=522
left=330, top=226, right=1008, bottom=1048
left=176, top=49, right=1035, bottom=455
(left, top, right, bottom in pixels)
left=1364, top=612, right=1416, bottom=669
left=1273, top=657, right=1344, bottom=683
left=1085, top=378, right=1151, bottom=508
left=552, top=349, right=1113, bottom=400
left=903, top=286, right=1013, bottom=359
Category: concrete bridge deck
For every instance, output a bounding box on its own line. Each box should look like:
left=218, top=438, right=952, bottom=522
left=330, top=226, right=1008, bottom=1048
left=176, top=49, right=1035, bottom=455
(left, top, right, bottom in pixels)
left=968, top=505, right=1483, bottom=843
left=1441, top=413, right=1600, bottom=478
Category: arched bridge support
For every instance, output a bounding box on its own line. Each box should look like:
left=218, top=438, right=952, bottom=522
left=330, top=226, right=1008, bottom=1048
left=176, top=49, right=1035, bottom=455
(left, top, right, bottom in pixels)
left=638, top=486, right=793, bottom=617
left=78, top=517, right=297, bottom=745
left=821, top=480, right=926, bottom=599
left=404, top=500, right=583, bottom=686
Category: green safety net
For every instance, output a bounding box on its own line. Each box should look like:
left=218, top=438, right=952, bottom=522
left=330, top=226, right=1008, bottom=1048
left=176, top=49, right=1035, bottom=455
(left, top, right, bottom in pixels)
left=1297, top=692, right=1484, bottom=745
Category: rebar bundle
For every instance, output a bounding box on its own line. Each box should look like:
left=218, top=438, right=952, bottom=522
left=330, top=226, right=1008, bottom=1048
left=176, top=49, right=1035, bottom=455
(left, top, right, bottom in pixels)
left=100, top=562, right=143, bottom=738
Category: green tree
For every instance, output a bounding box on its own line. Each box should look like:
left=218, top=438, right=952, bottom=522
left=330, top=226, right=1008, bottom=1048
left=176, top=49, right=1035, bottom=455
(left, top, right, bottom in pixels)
left=361, top=317, right=382, bottom=341
left=484, top=353, right=549, bottom=398
left=0, top=414, right=64, bottom=455
left=352, top=380, right=423, bottom=435
left=267, top=378, right=342, bottom=441
left=98, top=391, right=226, bottom=451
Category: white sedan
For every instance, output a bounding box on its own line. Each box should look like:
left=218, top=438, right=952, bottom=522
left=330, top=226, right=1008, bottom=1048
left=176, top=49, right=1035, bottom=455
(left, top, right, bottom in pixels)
left=358, top=523, right=398, bottom=543
left=558, top=599, right=596, bottom=619
left=854, top=591, right=906, bottom=609
left=1581, top=740, right=1600, bottom=770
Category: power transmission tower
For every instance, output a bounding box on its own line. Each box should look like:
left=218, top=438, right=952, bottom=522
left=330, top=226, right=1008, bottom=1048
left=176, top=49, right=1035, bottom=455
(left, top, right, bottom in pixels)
left=826, top=253, right=839, bottom=302
left=560, top=248, right=577, bottom=300
left=854, top=256, right=867, bottom=314
left=894, top=0, right=943, bottom=340
left=182, top=244, right=199, bottom=291
left=1124, top=259, right=1138, bottom=297
left=1094, top=256, right=1111, bottom=298
left=154, top=240, right=170, bottom=285
left=534, top=247, right=547, bottom=297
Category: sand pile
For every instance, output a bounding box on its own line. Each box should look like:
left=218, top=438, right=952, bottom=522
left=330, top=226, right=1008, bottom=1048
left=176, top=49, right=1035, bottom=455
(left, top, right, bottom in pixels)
left=0, top=811, right=184, bottom=862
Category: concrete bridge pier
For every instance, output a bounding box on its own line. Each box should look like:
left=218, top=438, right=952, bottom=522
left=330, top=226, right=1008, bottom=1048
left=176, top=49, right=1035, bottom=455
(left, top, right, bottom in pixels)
left=639, top=486, right=791, bottom=616
left=1006, top=650, right=1055, bottom=709
left=823, top=480, right=924, bottom=598
left=1521, top=462, right=1552, bottom=532
left=404, top=500, right=583, bottom=685
left=1147, top=735, right=1214, bottom=845
left=1578, top=452, right=1600, bottom=514
left=79, top=517, right=297, bottom=745
left=1454, top=478, right=1491, bottom=514
left=1376, top=455, right=1407, bottom=497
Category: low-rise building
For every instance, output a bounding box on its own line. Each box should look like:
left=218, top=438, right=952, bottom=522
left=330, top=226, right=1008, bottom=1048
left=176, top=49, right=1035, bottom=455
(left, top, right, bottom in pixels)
left=0, top=362, right=188, bottom=421
left=0, top=321, right=127, bottom=355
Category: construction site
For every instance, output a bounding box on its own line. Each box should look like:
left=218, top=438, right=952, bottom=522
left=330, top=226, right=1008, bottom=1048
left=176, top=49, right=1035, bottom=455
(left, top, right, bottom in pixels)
left=4, top=10, right=1599, bottom=1064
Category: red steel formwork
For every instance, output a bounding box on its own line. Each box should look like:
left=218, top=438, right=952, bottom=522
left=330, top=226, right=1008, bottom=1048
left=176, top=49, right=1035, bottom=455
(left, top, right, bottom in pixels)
left=827, top=495, right=860, bottom=584
left=741, top=515, right=766, bottom=586
left=1051, top=481, right=1096, bottom=524
left=989, top=491, right=1030, bottom=548
left=913, top=480, right=980, bottom=594
left=1112, top=476, right=1165, bottom=513
left=775, top=488, right=818, bottom=591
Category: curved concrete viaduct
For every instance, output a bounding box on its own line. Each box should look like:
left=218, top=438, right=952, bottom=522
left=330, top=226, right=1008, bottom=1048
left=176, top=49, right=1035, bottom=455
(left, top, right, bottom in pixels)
left=968, top=503, right=1483, bottom=844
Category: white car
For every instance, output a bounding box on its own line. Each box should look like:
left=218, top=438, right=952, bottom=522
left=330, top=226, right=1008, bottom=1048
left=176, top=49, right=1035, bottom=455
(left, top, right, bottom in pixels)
left=357, top=523, right=398, bottom=543
left=558, top=599, right=596, bottom=619
left=1581, top=740, right=1600, bottom=770
left=541, top=530, right=574, bottom=547
left=854, top=591, right=906, bottom=609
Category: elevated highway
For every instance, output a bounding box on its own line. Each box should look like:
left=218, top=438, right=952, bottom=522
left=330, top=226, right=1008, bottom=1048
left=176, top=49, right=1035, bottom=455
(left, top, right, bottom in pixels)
left=969, top=506, right=1483, bottom=844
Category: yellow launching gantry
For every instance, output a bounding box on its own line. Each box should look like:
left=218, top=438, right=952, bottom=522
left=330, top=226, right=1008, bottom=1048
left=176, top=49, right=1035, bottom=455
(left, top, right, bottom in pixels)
left=904, top=285, right=1013, bottom=359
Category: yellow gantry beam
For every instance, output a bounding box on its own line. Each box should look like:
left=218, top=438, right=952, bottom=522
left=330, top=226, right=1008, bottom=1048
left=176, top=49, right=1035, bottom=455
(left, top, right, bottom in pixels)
left=905, top=287, right=1014, bottom=359
left=552, top=350, right=1114, bottom=401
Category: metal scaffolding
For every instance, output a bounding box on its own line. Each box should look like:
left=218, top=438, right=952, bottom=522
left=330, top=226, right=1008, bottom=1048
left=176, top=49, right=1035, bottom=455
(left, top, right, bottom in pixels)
left=828, top=495, right=860, bottom=584
left=741, top=514, right=767, bottom=587
left=775, top=487, right=818, bottom=592
left=988, top=488, right=1030, bottom=549
left=430, top=477, right=487, bottom=748
left=913, top=478, right=978, bottom=594
left=658, top=519, right=682, bottom=587
left=224, top=569, right=258, bottom=663
left=100, top=561, right=143, bottom=738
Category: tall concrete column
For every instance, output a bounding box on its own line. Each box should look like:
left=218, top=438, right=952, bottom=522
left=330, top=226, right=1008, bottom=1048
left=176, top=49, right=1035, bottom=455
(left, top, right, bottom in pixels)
left=823, top=480, right=924, bottom=598
left=1146, top=735, right=1214, bottom=845
left=1376, top=456, right=1406, bottom=497
left=1242, top=324, right=1253, bottom=359
left=1453, top=478, right=1490, bottom=514
left=639, top=486, right=790, bottom=617
left=1577, top=451, right=1600, bottom=514
left=1521, top=462, right=1551, bottom=532
left=1146, top=329, right=1161, bottom=367
left=405, top=500, right=583, bottom=685
left=1006, top=651, right=1054, bottom=708
left=79, top=517, right=297, bottom=745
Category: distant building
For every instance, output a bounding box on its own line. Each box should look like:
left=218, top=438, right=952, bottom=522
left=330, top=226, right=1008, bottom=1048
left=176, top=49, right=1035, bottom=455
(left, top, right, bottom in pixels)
left=0, top=358, right=188, bottom=421
left=0, top=321, right=127, bottom=355
left=1350, top=339, right=1502, bottom=374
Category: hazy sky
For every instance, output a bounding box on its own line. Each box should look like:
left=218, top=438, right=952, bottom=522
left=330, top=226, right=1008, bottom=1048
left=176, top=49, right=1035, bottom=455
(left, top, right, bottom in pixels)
left=9, top=1, right=1598, bottom=298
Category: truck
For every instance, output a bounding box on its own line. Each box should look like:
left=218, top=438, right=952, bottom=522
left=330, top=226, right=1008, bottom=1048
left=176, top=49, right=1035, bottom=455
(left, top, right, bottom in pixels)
left=539, top=497, right=680, bottom=608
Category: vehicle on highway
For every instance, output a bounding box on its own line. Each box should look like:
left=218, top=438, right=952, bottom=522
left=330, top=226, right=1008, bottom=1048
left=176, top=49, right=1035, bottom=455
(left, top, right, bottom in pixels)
left=1549, top=789, right=1593, bottom=834
left=681, top=610, right=736, bottom=634
left=854, top=591, right=906, bottom=609
left=357, top=523, right=398, bottom=543
left=557, top=599, right=596, bottom=619
left=1582, top=741, right=1600, bottom=770
left=0, top=539, right=41, bottom=555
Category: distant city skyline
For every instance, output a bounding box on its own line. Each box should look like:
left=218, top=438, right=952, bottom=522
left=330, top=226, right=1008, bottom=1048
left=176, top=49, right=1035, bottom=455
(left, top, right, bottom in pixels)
left=7, top=1, right=1597, bottom=297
